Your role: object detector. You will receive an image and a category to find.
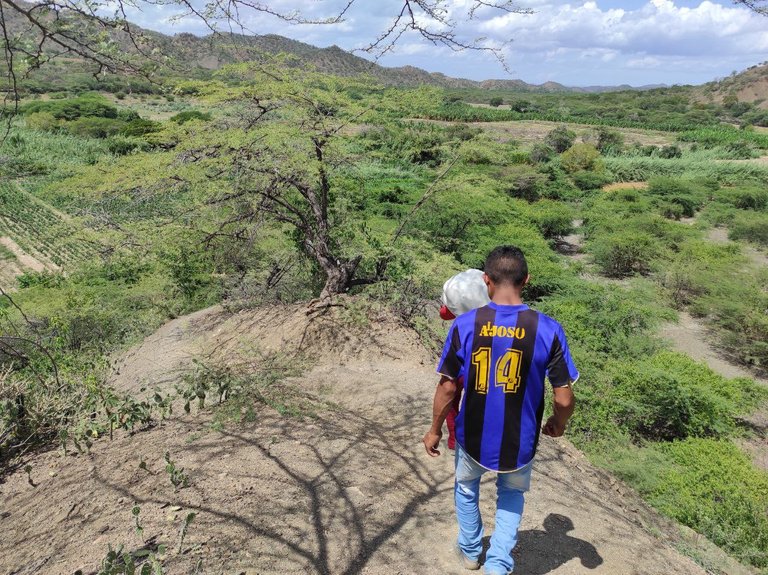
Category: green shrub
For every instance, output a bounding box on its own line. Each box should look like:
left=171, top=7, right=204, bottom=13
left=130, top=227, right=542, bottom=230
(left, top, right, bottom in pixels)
left=120, top=118, right=161, bottom=137
left=722, top=140, right=756, bottom=159
left=25, top=111, right=60, bottom=132
left=21, top=94, right=118, bottom=120
left=489, top=97, right=503, bottom=107
left=529, top=199, right=574, bottom=239
left=545, top=125, right=576, bottom=153
left=572, top=170, right=611, bottom=191
left=590, top=231, right=661, bottom=277
left=609, top=351, right=763, bottom=441
left=720, top=186, right=768, bottom=211
left=596, top=127, right=624, bottom=154
left=106, top=136, right=148, bottom=156
left=170, top=110, right=212, bottom=124
left=729, top=212, right=768, bottom=246
left=561, top=143, right=603, bottom=174
left=658, top=144, right=682, bottom=159
left=529, top=143, right=555, bottom=163
left=658, top=201, right=684, bottom=220
left=538, top=281, right=673, bottom=361
left=501, top=166, right=547, bottom=202
left=652, top=439, right=768, bottom=568
left=647, top=177, right=706, bottom=217
left=66, top=117, right=125, bottom=138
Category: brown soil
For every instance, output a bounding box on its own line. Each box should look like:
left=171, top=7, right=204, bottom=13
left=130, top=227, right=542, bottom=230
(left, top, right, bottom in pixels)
left=0, top=236, right=59, bottom=291
left=403, top=119, right=674, bottom=147
left=660, top=312, right=766, bottom=384
left=1, top=304, right=750, bottom=574
left=0, top=236, right=48, bottom=273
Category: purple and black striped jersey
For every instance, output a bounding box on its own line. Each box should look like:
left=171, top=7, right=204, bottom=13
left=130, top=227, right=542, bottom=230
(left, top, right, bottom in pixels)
left=437, top=302, right=579, bottom=472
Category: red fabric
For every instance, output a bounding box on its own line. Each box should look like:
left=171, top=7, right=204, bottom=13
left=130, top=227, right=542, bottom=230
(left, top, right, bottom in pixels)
left=439, top=305, right=456, bottom=321
left=446, top=376, right=464, bottom=450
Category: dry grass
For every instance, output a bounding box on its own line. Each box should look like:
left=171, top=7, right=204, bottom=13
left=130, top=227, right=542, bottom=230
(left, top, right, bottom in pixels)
left=602, top=181, right=649, bottom=192
left=403, top=117, right=675, bottom=147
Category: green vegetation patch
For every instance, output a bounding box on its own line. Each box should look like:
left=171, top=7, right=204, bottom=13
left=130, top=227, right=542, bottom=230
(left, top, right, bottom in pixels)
left=0, top=183, right=96, bottom=267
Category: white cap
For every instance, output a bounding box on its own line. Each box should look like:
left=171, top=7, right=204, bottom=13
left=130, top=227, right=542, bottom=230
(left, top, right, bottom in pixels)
left=442, top=269, right=491, bottom=316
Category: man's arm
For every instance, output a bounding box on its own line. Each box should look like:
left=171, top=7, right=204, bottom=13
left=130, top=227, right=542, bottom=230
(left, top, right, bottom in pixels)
left=542, top=385, right=575, bottom=437
left=422, top=375, right=458, bottom=457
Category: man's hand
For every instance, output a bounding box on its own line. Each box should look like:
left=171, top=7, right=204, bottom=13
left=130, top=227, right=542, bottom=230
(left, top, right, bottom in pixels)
left=542, top=415, right=566, bottom=437
left=543, top=386, right=575, bottom=437
left=423, top=430, right=443, bottom=457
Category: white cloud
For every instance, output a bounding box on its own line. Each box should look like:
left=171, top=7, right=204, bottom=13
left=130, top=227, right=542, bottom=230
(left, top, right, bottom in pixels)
left=115, top=1, right=768, bottom=86
left=626, top=55, right=662, bottom=68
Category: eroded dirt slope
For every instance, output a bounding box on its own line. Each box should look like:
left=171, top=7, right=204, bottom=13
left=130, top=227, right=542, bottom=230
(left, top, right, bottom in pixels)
left=1, top=304, right=749, bottom=574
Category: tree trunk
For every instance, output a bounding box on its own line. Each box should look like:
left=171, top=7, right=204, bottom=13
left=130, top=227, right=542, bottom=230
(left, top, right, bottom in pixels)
left=318, top=255, right=362, bottom=300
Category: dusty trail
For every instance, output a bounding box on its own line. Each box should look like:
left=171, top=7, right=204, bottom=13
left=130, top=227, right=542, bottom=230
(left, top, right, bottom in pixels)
left=2, top=304, right=743, bottom=575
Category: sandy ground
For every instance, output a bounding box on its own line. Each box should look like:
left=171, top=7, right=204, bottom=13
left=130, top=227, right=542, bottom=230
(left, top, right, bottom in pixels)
left=1, top=303, right=744, bottom=575
left=402, top=119, right=674, bottom=147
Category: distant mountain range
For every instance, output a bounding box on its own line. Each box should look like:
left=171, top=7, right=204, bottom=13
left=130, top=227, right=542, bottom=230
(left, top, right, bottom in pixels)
left=6, top=1, right=767, bottom=99
left=149, top=31, right=669, bottom=93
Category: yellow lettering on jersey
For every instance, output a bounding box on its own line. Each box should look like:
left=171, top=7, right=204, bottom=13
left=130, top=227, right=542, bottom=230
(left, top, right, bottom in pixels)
left=495, top=349, right=523, bottom=393
left=472, top=347, right=491, bottom=394
left=478, top=322, right=525, bottom=339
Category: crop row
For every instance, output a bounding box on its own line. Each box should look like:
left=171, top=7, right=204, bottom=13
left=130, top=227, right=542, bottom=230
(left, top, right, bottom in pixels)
left=419, top=104, right=709, bottom=133
left=0, top=183, right=95, bottom=268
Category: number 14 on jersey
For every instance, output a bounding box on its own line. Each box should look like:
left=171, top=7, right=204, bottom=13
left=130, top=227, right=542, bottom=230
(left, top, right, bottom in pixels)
left=471, top=347, right=523, bottom=394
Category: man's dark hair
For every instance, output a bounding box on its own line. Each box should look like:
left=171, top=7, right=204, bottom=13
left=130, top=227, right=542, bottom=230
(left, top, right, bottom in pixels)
left=484, top=245, right=528, bottom=287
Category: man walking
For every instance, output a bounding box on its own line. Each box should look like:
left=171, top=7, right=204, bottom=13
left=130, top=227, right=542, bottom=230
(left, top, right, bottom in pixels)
left=423, top=245, right=578, bottom=575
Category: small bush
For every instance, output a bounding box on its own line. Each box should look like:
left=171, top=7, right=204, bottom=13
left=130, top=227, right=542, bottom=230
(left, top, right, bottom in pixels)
left=25, top=112, right=59, bottom=132
left=647, top=177, right=706, bottom=217
left=545, top=125, right=577, bottom=153
left=560, top=143, right=603, bottom=174
left=596, top=127, right=624, bottom=154
left=652, top=439, right=768, bottom=569
left=658, top=144, right=682, bottom=159
left=529, top=199, right=574, bottom=239
left=590, top=231, right=661, bottom=277
left=729, top=212, right=768, bottom=246
left=106, top=136, right=148, bottom=156
left=170, top=110, right=212, bottom=124
left=609, top=351, right=763, bottom=441
left=572, top=170, right=611, bottom=191
left=722, top=186, right=768, bottom=211
left=502, top=167, right=547, bottom=202
left=121, top=118, right=161, bottom=137
left=529, top=143, right=555, bottom=163
left=66, top=117, right=125, bottom=138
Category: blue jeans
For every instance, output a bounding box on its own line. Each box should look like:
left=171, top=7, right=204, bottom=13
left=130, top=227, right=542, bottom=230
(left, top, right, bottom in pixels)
left=454, top=445, right=532, bottom=575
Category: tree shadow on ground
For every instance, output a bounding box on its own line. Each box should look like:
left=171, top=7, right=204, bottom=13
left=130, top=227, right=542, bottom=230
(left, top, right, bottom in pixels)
left=512, top=513, right=603, bottom=574
left=90, top=398, right=455, bottom=575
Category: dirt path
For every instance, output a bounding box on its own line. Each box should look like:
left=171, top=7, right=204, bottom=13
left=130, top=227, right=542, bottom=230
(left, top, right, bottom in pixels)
left=707, top=226, right=768, bottom=268
left=2, top=304, right=745, bottom=575
left=663, top=219, right=768, bottom=374
left=0, top=236, right=48, bottom=273
left=660, top=311, right=767, bottom=385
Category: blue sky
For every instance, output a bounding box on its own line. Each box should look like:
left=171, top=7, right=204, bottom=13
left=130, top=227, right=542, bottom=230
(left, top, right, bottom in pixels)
left=120, top=0, right=768, bottom=87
